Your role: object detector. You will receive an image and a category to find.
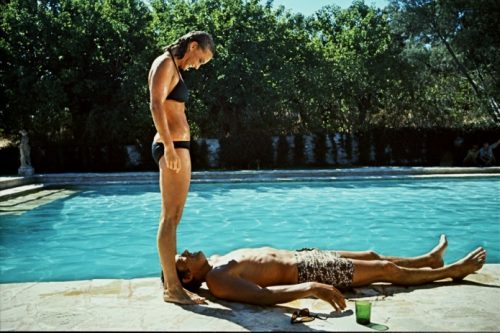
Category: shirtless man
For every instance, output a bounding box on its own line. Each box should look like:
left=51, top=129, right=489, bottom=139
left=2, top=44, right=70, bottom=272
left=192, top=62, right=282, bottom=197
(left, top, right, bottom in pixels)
left=173, top=235, right=486, bottom=310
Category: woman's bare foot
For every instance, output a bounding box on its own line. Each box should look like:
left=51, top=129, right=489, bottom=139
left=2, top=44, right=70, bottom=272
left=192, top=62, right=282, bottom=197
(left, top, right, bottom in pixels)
left=450, top=247, right=486, bottom=281
left=427, top=234, right=448, bottom=268
left=163, top=286, right=206, bottom=305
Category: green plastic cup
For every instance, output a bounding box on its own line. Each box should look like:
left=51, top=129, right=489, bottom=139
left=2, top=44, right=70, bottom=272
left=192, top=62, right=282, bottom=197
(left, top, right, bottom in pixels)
left=355, top=300, right=372, bottom=325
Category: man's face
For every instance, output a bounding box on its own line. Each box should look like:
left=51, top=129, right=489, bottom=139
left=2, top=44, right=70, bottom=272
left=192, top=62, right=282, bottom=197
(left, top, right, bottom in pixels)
left=175, top=249, right=208, bottom=278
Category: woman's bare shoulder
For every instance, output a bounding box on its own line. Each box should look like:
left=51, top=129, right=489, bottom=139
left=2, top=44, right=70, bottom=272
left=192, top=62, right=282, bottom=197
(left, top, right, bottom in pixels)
left=149, top=53, right=176, bottom=83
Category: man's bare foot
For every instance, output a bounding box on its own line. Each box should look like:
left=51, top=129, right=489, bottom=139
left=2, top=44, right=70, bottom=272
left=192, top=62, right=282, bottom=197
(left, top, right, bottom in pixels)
left=428, top=234, right=448, bottom=268
left=163, top=287, right=206, bottom=305
left=450, top=247, right=486, bottom=281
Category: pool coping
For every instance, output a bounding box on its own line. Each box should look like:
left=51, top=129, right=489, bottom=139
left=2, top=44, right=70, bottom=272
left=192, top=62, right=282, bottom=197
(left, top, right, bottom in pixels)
left=3, top=166, right=500, bottom=186
left=1, top=167, right=499, bottom=200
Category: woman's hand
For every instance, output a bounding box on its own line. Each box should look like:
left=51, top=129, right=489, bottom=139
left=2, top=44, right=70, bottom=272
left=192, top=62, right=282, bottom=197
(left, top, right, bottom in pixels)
left=164, top=147, right=181, bottom=173
left=311, top=282, right=346, bottom=312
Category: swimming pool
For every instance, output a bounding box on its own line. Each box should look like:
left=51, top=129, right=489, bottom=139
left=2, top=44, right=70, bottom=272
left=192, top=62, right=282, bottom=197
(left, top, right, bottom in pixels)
left=0, top=176, right=499, bottom=283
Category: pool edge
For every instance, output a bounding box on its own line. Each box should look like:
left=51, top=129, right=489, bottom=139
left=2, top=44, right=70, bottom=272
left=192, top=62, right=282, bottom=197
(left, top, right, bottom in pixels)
left=6, top=166, right=500, bottom=186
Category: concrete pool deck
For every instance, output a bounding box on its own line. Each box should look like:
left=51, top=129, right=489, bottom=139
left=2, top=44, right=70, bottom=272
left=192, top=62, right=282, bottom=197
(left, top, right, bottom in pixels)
left=1, top=264, right=499, bottom=331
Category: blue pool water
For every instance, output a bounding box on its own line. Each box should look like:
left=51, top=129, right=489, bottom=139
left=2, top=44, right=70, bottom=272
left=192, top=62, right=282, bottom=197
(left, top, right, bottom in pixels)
left=0, top=176, right=499, bottom=283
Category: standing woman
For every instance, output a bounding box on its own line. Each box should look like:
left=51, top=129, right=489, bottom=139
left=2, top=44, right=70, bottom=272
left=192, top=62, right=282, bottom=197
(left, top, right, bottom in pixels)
left=148, top=31, right=214, bottom=304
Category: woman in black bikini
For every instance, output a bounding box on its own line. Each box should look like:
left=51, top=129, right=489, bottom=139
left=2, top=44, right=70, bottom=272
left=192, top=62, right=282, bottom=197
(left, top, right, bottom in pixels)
left=148, top=31, right=214, bottom=305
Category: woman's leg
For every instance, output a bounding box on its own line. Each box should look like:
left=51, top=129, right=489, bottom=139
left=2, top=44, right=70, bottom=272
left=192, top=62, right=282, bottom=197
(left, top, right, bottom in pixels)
left=157, top=148, right=202, bottom=304
left=336, top=235, right=448, bottom=268
left=350, top=247, right=486, bottom=287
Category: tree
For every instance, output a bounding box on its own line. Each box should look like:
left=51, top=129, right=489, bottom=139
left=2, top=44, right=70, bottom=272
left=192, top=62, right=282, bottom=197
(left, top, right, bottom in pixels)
left=388, top=0, right=500, bottom=123
left=1, top=0, right=155, bottom=147
left=310, top=1, right=402, bottom=131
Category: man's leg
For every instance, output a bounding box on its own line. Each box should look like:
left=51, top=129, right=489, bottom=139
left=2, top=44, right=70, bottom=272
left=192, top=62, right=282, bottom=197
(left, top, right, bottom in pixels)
left=350, top=247, right=486, bottom=287
left=336, top=235, right=447, bottom=268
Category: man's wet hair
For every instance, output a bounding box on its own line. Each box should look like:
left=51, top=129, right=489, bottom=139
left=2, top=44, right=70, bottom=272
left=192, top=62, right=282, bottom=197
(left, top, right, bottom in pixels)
left=160, top=269, right=202, bottom=292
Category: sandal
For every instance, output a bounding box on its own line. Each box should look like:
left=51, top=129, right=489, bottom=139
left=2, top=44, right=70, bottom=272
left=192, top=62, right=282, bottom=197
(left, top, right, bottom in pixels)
left=291, top=308, right=328, bottom=324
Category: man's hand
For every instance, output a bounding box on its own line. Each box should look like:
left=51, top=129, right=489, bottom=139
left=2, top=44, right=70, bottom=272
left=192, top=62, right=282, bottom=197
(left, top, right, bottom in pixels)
left=311, top=282, right=346, bottom=312
left=164, top=148, right=181, bottom=173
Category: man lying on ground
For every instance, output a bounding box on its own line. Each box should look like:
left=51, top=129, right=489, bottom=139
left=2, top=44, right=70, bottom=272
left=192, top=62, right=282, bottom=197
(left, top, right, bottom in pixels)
left=170, top=235, right=486, bottom=311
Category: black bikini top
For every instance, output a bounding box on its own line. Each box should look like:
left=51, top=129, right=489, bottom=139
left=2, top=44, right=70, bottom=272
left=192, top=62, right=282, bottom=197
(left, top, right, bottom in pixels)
left=166, top=49, right=189, bottom=103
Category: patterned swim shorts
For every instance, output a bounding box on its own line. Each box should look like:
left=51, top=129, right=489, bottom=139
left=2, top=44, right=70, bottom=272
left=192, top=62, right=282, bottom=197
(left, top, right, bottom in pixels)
left=294, top=248, right=354, bottom=289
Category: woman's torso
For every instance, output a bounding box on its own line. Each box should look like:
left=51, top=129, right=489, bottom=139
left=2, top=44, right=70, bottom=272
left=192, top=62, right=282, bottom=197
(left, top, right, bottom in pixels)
left=149, top=53, right=190, bottom=144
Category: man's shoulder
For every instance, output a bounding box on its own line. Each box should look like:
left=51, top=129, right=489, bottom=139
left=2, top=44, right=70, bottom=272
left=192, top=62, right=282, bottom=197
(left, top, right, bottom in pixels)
left=207, top=261, right=234, bottom=280
left=205, top=270, right=219, bottom=285
left=205, top=265, right=237, bottom=296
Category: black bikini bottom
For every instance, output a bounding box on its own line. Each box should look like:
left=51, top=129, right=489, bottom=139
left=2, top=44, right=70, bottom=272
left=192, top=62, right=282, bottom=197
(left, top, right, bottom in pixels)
left=151, top=141, right=190, bottom=166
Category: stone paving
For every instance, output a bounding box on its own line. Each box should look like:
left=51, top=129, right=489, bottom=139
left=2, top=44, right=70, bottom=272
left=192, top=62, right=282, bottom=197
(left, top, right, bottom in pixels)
left=1, top=265, right=499, bottom=331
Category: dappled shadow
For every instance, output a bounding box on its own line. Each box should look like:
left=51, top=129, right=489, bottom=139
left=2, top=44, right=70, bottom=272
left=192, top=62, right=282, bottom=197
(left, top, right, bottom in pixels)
left=179, top=287, right=344, bottom=331
left=276, top=304, right=355, bottom=320
left=347, top=277, right=500, bottom=300
left=177, top=272, right=499, bottom=331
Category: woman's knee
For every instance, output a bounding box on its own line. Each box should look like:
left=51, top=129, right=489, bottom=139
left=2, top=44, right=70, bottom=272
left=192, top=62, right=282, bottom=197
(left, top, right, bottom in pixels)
left=157, top=221, right=175, bottom=241
left=158, top=208, right=182, bottom=231
left=161, top=209, right=182, bottom=225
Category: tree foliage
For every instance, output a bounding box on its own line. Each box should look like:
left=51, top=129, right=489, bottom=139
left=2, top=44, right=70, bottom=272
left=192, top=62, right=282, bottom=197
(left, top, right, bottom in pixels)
left=1, top=0, right=498, bottom=157
left=1, top=0, right=155, bottom=146
left=388, top=0, right=500, bottom=123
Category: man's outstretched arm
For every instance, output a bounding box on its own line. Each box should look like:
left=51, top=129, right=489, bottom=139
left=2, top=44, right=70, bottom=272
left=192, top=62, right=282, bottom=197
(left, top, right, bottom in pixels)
left=206, top=272, right=346, bottom=311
